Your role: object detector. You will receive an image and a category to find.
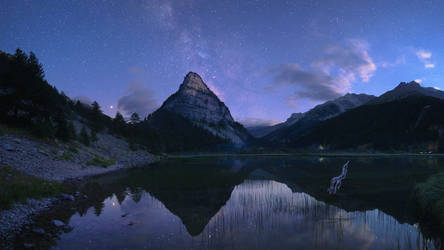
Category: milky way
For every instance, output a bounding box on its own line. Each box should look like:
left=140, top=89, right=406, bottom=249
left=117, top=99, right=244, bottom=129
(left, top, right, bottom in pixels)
left=1, top=0, right=444, bottom=125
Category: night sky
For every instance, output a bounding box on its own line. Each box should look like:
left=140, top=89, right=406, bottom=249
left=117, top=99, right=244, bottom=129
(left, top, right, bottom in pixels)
left=1, top=0, right=444, bottom=126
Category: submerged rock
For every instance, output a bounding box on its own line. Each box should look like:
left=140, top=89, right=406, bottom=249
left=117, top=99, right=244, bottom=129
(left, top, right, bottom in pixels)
left=32, top=227, right=45, bottom=234
left=52, top=220, right=65, bottom=227
left=23, top=243, right=35, bottom=248
left=3, top=143, right=15, bottom=151
left=60, top=194, right=75, bottom=201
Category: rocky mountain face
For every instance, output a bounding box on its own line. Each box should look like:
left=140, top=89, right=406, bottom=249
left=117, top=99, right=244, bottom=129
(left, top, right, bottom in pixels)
left=161, top=72, right=234, bottom=124
left=368, top=81, right=444, bottom=104
left=153, top=72, right=250, bottom=146
left=263, top=93, right=376, bottom=142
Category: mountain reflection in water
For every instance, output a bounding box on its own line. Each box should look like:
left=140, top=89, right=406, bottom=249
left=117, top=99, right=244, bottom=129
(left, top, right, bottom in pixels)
left=16, top=157, right=444, bottom=249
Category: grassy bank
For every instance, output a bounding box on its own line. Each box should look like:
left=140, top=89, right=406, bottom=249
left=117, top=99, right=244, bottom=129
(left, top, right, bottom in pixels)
left=86, top=156, right=116, bottom=168
left=415, top=172, right=444, bottom=234
left=0, top=164, right=65, bottom=210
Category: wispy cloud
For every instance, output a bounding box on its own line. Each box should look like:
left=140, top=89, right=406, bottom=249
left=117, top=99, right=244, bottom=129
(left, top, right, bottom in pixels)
left=117, top=81, right=158, bottom=118
left=425, top=63, right=435, bottom=68
left=380, top=56, right=406, bottom=68
left=416, top=49, right=432, bottom=60
left=239, top=117, right=279, bottom=127
left=267, top=40, right=376, bottom=103
left=73, top=96, right=92, bottom=106
left=415, top=49, right=435, bottom=69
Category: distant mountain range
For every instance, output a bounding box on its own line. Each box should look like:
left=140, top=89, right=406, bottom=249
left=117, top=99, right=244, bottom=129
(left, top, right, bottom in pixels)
left=258, top=81, right=444, bottom=152
left=248, top=93, right=375, bottom=142
left=294, top=94, right=444, bottom=151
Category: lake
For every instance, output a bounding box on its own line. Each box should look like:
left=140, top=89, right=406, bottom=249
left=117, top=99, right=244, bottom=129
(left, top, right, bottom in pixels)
left=16, top=156, right=444, bottom=249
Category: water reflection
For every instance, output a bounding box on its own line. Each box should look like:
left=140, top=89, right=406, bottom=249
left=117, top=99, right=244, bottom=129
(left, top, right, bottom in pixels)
left=54, top=180, right=436, bottom=250
left=15, top=157, right=444, bottom=249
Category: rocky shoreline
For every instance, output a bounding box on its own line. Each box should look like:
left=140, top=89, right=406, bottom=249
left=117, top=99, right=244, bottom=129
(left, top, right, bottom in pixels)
left=0, top=132, right=157, bottom=249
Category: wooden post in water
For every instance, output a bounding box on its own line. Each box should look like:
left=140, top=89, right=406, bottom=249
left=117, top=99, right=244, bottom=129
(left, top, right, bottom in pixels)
left=328, top=161, right=350, bottom=195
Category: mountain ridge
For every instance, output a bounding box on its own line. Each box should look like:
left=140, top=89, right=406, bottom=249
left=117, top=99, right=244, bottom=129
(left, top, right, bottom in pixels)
left=262, top=93, right=376, bottom=142
left=368, top=81, right=444, bottom=105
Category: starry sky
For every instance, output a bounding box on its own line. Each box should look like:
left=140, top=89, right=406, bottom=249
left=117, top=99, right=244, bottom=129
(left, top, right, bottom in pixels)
left=1, top=0, right=444, bottom=126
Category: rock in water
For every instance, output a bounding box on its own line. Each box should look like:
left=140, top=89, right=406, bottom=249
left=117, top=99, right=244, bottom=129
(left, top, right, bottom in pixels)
left=52, top=220, right=65, bottom=227
left=3, top=143, right=15, bottom=151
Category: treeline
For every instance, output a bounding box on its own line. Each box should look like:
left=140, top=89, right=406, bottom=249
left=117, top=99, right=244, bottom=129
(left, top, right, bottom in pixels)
left=0, top=49, right=72, bottom=138
left=0, top=49, right=230, bottom=153
left=292, top=95, right=444, bottom=152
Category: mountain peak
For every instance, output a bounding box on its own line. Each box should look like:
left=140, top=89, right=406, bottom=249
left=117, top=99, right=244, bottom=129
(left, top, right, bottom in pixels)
left=179, top=72, right=210, bottom=92
left=395, top=81, right=421, bottom=89
left=155, top=72, right=250, bottom=145
left=369, top=81, right=444, bottom=105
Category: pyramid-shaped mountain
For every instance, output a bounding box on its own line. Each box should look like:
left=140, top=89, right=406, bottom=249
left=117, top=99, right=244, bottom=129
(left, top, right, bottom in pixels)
left=149, top=72, right=251, bottom=147
left=160, top=72, right=235, bottom=124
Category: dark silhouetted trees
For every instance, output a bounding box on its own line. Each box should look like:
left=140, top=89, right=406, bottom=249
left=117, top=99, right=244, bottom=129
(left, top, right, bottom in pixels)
left=130, top=113, right=140, bottom=124
left=79, top=126, right=90, bottom=146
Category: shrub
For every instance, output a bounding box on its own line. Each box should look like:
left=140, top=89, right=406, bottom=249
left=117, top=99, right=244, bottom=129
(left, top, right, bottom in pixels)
left=31, top=120, right=55, bottom=138
left=79, top=126, right=90, bottom=146
left=90, top=129, right=98, bottom=142
left=86, top=156, right=116, bottom=168
left=67, top=121, right=77, bottom=140
left=67, top=145, right=79, bottom=153
left=415, top=172, right=444, bottom=234
left=0, top=165, right=64, bottom=210
left=55, top=151, right=75, bottom=162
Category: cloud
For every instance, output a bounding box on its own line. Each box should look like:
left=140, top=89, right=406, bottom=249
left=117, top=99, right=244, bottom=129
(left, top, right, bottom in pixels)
left=267, top=40, right=376, bottom=103
left=269, top=64, right=343, bottom=101
left=380, top=56, right=406, bottom=68
left=416, top=49, right=432, bottom=60
left=415, top=49, right=435, bottom=68
left=414, top=79, right=423, bottom=83
left=73, top=96, right=93, bottom=106
left=425, top=63, right=435, bottom=68
left=117, top=81, right=158, bottom=118
left=239, top=117, right=278, bottom=127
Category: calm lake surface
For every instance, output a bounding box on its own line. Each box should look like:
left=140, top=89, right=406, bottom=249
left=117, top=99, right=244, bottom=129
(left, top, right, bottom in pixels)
left=18, top=156, right=444, bottom=249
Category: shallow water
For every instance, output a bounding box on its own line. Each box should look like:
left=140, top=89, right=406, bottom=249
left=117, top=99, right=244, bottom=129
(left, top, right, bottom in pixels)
left=17, top=156, right=444, bottom=249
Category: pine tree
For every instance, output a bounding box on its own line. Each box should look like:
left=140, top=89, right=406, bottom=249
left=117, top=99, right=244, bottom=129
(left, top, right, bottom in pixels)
left=28, top=51, right=45, bottom=80
left=130, top=112, right=140, bottom=124
left=55, top=119, right=70, bottom=141
left=68, top=121, right=77, bottom=140
left=90, top=129, right=98, bottom=142
left=92, top=101, right=101, bottom=115
left=91, top=101, right=103, bottom=131
left=80, top=126, right=90, bottom=146
left=14, top=48, right=28, bottom=65
left=113, top=112, right=126, bottom=134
